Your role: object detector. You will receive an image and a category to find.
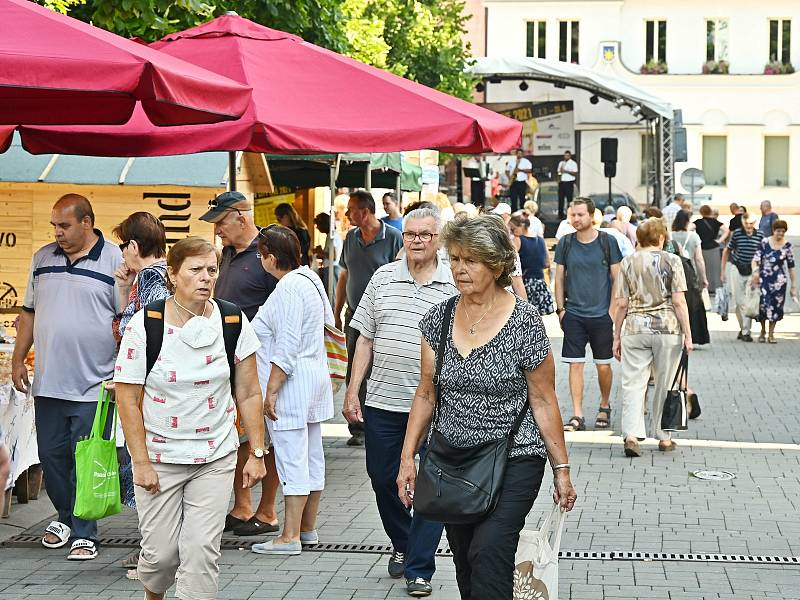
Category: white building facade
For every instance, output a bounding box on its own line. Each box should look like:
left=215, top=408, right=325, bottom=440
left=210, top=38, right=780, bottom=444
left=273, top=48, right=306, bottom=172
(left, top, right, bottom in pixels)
left=481, top=0, right=800, bottom=213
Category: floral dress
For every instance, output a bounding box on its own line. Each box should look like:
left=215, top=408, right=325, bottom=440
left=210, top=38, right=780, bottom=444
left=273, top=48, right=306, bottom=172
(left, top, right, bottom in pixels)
left=754, top=239, right=795, bottom=322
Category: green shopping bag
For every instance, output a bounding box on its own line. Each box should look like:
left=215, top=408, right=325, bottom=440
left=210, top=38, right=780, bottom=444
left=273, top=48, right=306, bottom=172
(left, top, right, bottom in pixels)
left=73, top=382, right=122, bottom=520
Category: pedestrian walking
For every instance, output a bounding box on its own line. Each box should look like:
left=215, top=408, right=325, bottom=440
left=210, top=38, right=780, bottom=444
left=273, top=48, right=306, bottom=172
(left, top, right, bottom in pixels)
left=556, top=150, right=578, bottom=220
left=721, top=213, right=764, bottom=342
left=612, top=218, right=693, bottom=457
left=334, top=191, right=404, bottom=447
left=751, top=220, right=798, bottom=343
left=554, top=198, right=622, bottom=432
left=343, top=207, right=457, bottom=597
left=200, top=191, right=280, bottom=537
left=114, top=237, right=266, bottom=600
left=275, top=202, right=312, bottom=266
left=612, top=205, right=638, bottom=246
left=312, top=212, right=343, bottom=303
left=694, top=205, right=726, bottom=292
left=508, top=214, right=554, bottom=316
left=396, top=213, right=576, bottom=600
left=757, top=200, right=779, bottom=238
left=521, top=200, right=545, bottom=237
left=662, top=193, right=685, bottom=231
left=12, top=194, right=122, bottom=560
left=249, top=225, right=335, bottom=556
left=382, top=192, right=404, bottom=231
left=672, top=210, right=710, bottom=345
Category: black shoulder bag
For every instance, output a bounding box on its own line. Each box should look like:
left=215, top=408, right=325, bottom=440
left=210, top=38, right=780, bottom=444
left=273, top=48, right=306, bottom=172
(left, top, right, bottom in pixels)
left=413, top=296, right=530, bottom=525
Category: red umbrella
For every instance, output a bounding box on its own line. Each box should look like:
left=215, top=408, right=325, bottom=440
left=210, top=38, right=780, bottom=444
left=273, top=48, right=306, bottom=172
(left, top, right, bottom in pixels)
left=0, top=0, right=251, bottom=127
left=13, top=13, right=520, bottom=155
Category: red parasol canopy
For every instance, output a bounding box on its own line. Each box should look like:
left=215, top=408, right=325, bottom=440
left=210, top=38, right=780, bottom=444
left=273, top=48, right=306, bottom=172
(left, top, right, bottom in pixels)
left=11, top=14, right=521, bottom=156
left=0, top=0, right=251, bottom=127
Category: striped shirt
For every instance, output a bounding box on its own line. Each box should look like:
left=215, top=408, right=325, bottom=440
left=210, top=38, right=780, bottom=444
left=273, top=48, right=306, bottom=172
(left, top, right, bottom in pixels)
left=728, top=229, right=764, bottom=265
left=350, top=257, right=458, bottom=413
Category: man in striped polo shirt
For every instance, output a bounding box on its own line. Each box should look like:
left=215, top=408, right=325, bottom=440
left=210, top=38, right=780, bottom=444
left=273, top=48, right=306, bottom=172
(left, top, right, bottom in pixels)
left=12, top=195, right=122, bottom=560
left=721, top=212, right=764, bottom=342
left=344, top=207, right=457, bottom=598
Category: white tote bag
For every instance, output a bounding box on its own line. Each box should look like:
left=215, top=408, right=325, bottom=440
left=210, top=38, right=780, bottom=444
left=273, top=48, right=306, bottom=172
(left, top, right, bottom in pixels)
left=513, top=503, right=566, bottom=600
left=743, top=284, right=761, bottom=318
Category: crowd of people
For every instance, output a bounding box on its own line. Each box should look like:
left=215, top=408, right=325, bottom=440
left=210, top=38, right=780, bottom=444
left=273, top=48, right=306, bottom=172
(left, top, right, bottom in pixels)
left=3, top=181, right=796, bottom=600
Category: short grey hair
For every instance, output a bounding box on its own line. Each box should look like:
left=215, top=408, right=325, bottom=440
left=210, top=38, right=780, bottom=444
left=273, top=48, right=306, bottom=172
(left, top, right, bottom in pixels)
left=403, top=207, right=442, bottom=231
left=440, top=213, right=516, bottom=287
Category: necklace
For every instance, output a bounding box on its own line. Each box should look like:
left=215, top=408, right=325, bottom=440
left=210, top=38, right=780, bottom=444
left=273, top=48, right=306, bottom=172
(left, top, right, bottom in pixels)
left=462, top=294, right=496, bottom=336
left=173, top=297, right=208, bottom=324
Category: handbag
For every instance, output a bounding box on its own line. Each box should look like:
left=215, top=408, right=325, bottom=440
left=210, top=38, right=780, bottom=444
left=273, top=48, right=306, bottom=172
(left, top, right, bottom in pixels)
left=298, top=272, right=347, bottom=380
left=514, top=503, right=566, bottom=600
left=413, top=296, right=530, bottom=525
left=661, top=351, right=689, bottom=432
left=743, top=284, right=761, bottom=318
left=73, top=382, right=122, bottom=520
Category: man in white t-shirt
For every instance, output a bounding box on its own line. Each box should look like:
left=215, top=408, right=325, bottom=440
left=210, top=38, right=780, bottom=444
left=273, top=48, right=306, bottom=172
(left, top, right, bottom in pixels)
left=506, top=149, right=532, bottom=212
left=557, top=150, right=578, bottom=220
left=662, top=193, right=685, bottom=230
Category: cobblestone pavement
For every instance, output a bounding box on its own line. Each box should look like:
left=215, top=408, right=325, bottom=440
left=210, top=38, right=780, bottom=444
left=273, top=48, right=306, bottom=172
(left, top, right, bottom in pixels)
left=1, top=311, right=799, bottom=599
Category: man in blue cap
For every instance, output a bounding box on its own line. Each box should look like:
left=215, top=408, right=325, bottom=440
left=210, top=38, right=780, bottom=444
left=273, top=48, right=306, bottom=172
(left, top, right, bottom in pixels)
left=200, top=191, right=280, bottom=537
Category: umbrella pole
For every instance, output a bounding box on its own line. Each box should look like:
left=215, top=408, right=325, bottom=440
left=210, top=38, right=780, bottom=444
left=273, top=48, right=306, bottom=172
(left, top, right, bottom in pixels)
left=328, top=154, right=342, bottom=302
left=228, top=151, right=237, bottom=191
left=395, top=175, right=401, bottom=212
left=365, top=160, right=372, bottom=191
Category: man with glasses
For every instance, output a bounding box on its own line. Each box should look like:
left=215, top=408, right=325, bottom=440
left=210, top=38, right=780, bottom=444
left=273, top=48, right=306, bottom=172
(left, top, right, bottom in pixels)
left=199, top=191, right=280, bottom=537
left=334, top=190, right=403, bottom=446
left=343, top=207, right=456, bottom=597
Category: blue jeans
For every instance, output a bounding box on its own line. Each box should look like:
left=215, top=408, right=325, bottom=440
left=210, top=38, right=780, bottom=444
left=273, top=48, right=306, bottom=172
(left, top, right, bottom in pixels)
left=35, top=396, right=111, bottom=543
left=364, top=406, right=444, bottom=581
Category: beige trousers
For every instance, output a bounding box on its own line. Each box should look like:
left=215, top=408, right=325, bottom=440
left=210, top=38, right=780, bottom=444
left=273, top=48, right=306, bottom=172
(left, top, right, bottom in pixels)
left=620, top=333, right=683, bottom=441
left=728, top=263, right=754, bottom=335
left=134, top=451, right=236, bottom=600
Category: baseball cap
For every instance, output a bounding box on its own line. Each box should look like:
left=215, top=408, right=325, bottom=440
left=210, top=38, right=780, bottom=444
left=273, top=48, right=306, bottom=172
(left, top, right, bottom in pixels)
left=491, top=202, right=512, bottom=216
left=199, top=191, right=251, bottom=223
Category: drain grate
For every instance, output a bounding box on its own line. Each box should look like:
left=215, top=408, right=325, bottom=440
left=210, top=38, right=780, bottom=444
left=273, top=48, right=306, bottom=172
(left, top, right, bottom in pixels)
left=3, top=535, right=797, bottom=565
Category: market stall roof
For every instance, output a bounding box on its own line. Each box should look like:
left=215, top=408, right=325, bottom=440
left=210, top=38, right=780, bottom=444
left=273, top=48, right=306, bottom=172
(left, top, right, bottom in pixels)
left=266, top=153, right=422, bottom=191
left=11, top=14, right=521, bottom=157
left=0, top=0, right=251, bottom=129
left=470, top=57, right=673, bottom=119
left=0, top=134, right=227, bottom=187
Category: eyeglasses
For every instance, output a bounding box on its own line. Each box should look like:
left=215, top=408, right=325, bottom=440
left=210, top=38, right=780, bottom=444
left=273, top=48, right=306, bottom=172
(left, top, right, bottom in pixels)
left=208, top=198, right=244, bottom=216
left=257, top=224, right=277, bottom=239
left=119, top=241, right=131, bottom=251
left=402, top=231, right=437, bottom=243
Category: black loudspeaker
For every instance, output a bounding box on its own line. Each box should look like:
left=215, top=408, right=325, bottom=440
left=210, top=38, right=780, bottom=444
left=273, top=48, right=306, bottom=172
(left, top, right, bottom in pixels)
left=604, top=162, right=617, bottom=178
left=600, top=137, right=618, bottom=163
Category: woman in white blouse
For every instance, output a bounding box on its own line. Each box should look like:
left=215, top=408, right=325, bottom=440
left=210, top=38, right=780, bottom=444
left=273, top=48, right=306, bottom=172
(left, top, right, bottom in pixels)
left=250, top=225, right=334, bottom=556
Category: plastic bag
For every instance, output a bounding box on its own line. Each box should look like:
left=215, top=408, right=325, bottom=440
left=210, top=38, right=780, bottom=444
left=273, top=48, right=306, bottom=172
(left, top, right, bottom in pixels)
left=73, top=382, right=121, bottom=520
left=514, top=503, right=566, bottom=600
left=714, top=286, right=729, bottom=321
left=743, top=284, right=761, bottom=319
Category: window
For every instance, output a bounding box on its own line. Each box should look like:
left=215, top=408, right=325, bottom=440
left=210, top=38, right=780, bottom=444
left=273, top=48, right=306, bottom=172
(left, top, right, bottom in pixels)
left=640, top=134, right=654, bottom=185
left=706, top=19, right=729, bottom=62
left=769, top=19, right=791, bottom=63
left=702, top=136, right=727, bottom=186
left=645, top=20, right=667, bottom=63
left=764, top=136, right=789, bottom=187
left=559, top=21, right=579, bottom=63
left=526, top=21, right=546, bottom=58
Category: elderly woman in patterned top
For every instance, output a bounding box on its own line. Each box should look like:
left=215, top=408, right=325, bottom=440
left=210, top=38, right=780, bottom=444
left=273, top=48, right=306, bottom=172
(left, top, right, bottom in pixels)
left=397, top=213, right=576, bottom=600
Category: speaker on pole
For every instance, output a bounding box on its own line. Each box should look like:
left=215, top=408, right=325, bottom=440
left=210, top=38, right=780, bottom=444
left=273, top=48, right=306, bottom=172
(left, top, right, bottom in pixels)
left=600, top=138, right=618, bottom=163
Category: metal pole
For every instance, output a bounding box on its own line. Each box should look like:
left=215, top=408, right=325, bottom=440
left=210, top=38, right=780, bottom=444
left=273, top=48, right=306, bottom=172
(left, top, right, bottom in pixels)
left=395, top=174, right=402, bottom=212
left=327, top=154, right=342, bottom=301
left=456, top=158, right=463, bottom=203
left=608, top=176, right=612, bottom=208
left=365, top=160, right=372, bottom=191
left=228, top=151, right=237, bottom=191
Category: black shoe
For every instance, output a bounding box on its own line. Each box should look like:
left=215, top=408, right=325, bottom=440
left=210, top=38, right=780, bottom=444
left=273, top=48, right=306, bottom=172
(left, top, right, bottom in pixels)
left=737, top=331, right=744, bottom=340
left=388, top=550, right=406, bottom=578
left=346, top=433, right=365, bottom=447
left=742, top=334, right=753, bottom=342
left=406, top=577, right=432, bottom=597
left=232, top=516, right=279, bottom=536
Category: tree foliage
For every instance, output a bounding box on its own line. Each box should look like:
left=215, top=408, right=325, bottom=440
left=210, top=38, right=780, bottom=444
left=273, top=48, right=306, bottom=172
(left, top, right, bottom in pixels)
left=38, top=0, right=475, bottom=99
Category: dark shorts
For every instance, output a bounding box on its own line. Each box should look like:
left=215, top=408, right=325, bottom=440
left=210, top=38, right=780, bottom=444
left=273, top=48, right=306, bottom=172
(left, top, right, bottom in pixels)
left=561, top=312, right=614, bottom=364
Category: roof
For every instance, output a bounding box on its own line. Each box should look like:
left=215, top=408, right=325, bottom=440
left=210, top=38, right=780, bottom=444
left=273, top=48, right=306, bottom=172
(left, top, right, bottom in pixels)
left=470, top=57, right=673, bottom=119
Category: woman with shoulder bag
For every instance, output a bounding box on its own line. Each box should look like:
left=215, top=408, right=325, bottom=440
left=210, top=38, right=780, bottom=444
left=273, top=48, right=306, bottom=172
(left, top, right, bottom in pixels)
left=396, top=214, right=576, bottom=600
left=612, top=218, right=693, bottom=457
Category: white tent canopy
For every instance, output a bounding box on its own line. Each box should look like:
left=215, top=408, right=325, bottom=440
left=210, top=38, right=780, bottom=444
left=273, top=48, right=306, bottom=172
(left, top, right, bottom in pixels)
left=470, top=56, right=673, bottom=119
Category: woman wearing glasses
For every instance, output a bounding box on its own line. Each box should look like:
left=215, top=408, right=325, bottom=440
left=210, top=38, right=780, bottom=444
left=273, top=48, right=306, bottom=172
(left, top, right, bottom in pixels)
left=250, top=225, right=335, bottom=556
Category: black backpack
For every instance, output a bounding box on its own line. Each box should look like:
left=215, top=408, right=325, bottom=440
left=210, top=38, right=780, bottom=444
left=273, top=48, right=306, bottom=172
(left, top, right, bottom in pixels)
left=143, top=298, right=243, bottom=387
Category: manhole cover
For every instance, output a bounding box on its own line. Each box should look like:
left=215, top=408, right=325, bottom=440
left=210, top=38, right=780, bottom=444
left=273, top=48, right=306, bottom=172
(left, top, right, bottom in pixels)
left=691, top=469, right=736, bottom=481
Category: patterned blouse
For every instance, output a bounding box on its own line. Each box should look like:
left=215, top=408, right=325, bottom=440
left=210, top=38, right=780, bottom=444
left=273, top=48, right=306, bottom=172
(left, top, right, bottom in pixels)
left=113, top=262, right=169, bottom=343
left=419, top=295, right=550, bottom=459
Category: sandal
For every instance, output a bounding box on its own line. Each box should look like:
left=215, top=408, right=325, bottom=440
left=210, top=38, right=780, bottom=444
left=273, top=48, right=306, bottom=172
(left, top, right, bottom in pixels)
left=563, top=416, right=585, bottom=432
left=658, top=440, right=677, bottom=452
left=42, top=521, right=71, bottom=549
left=768, top=335, right=777, bottom=344
left=595, top=406, right=611, bottom=429
left=758, top=333, right=766, bottom=343
left=66, top=538, right=98, bottom=561
left=623, top=438, right=641, bottom=457
left=224, top=513, right=246, bottom=532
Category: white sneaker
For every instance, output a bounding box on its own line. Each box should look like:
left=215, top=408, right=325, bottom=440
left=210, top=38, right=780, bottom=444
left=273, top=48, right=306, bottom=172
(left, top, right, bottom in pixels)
left=251, top=540, right=302, bottom=555
left=299, top=530, right=319, bottom=546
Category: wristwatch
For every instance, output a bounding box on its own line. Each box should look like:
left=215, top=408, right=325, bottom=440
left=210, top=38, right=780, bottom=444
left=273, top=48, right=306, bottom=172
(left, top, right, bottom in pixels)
left=251, top=447, right=266, bottom=459
left=556, top=307, right=565, bottom=315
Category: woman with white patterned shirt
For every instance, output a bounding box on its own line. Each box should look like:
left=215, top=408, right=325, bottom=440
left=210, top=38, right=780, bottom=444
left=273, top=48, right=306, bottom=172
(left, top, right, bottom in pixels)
left=114, top=237, right=266, bottom=600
